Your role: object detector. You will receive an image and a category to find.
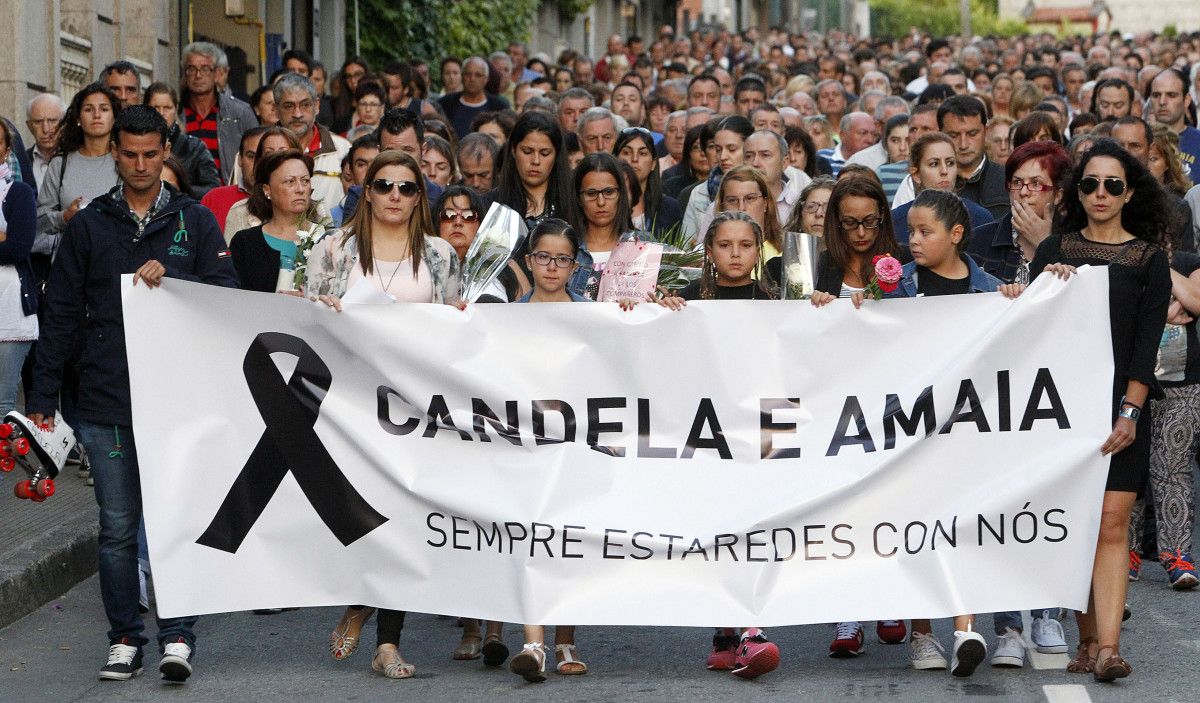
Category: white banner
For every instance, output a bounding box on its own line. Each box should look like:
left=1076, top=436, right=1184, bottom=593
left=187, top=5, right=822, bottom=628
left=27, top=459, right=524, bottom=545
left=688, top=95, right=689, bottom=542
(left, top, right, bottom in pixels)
left=124, top=268, right=1114, bottom=625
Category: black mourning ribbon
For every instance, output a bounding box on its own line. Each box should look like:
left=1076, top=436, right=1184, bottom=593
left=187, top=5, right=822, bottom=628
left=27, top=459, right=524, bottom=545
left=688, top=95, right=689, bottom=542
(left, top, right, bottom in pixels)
left=196, top=332, right=387, bottom=553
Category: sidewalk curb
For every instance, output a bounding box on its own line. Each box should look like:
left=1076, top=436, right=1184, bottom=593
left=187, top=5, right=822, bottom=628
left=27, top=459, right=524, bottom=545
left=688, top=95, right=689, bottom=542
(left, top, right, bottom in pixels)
left=0, top=520, right=98, bottom=629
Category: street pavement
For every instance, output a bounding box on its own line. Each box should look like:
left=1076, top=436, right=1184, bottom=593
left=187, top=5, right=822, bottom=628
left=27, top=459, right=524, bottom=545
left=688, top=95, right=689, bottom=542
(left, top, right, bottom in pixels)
left=0, top=557, right=1195, bottom=703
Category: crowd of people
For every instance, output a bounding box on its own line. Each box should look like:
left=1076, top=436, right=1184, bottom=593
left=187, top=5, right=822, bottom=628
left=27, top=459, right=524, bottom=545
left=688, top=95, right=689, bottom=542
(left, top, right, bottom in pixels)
left=2, top=20, right=1200, bottom=688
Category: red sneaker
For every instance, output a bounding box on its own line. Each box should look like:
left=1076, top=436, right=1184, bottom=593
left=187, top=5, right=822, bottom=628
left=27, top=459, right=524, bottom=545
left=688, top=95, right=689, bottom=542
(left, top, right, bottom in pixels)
left=706, top=633, right=738, bottom=671
left=732, top=629, right=780, bottom=679
left=877, top=619, right=908, bottom=644
left=829, top=621, right=865, bottom=658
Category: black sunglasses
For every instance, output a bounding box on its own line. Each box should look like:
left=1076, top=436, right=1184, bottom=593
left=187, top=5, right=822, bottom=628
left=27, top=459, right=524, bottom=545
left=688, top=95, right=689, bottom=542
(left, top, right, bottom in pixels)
left=1077, top=176, right=1127, bottom=197
left=369, top=178, right=420, bottom=197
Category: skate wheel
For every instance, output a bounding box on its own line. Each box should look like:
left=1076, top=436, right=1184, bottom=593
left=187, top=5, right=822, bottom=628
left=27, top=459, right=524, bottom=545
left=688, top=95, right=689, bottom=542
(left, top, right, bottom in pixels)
left=0, top=457, right=12, bottom=472
left=30, top=492, right=46, bottom=503
left=14, top=438, right=29, bottom=456
left=14, top=480, right=31, bottom=499
left=0, top=423, right=12, bottom=439
left=35, top=479, right=54, bottom=498
left=0, top=440, right=10, bottom=458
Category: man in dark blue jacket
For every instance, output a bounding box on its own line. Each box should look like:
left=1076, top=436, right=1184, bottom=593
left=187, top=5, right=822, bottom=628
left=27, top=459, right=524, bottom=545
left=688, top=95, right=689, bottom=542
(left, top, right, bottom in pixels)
left=28, top=106, right=237, bottom=685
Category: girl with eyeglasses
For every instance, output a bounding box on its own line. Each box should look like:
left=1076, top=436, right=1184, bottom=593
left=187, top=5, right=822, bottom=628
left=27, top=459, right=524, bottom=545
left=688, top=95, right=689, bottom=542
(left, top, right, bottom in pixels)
left=810, top=176, right=908, bottom=305
left=309, top=151, right=461, bottom=680
left=506, top=218, right=589, bottom=683
left=890, top=133, right=995, bottom=245
left=433, top=184, right=528, bottom=302
left=569, top=152, right=639, bottom=298
left=1021, top=139, right=1175, bottom=682
left=229, top=149, right=320, bottom=293
left=614, top=127, right=682, bottom=237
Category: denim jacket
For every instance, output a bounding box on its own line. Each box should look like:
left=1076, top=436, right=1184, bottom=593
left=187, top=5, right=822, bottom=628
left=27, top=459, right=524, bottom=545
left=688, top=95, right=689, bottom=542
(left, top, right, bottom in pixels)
left=568, top=230, right=657, bottom=298
left=305, top=228, right=461, bottom=303
left=885, top=255, right=1001, bottom=298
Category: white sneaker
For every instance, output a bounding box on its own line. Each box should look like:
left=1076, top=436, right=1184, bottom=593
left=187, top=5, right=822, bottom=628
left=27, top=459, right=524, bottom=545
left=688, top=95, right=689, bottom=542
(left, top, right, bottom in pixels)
left=1030, top=611, right=1068, bottom=654
left=909, top=631, right=948, bottom=670
left=951, top=630, right=987, bottom=677
left=159, top=639, right=193, bottom=684
left=990, top=627, right=1025, bottom=667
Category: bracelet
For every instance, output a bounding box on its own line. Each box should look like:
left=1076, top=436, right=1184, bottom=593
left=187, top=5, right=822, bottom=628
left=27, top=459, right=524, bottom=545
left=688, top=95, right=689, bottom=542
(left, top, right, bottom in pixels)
left=1119, top=396, right=1141, bottom=411
left=1118, top=405, right=1141, bottom=422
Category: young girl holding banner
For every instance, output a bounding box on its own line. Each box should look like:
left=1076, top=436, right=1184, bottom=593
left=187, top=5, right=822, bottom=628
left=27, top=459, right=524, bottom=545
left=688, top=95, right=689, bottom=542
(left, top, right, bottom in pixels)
left=507, top=219, right=589, bottom=683
left=654, top=211, right=782, bottom=679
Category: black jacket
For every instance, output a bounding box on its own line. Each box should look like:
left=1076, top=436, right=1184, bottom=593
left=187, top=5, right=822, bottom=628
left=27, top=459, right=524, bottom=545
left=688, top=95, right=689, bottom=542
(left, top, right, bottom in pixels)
left=814, top=247, right=912, bottom=295
left=958, top=160, right=1010, bottom=221
left=1, top=181, right=39, bottom=316
left=229, top=225, right=283, bottom=293
left=169, top=125, right=222, bottom=199
left=29, top=184, right=238, bottom=425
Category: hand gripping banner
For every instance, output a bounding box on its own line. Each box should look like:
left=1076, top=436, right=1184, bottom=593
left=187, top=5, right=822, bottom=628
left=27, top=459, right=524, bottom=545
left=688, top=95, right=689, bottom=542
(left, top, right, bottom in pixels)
left=195, top=332, right=387, bottom=553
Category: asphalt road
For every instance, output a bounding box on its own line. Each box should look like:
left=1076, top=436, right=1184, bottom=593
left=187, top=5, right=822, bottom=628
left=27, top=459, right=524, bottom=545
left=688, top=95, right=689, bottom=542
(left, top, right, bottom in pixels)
left=0, top=558, right=1194, bottom=703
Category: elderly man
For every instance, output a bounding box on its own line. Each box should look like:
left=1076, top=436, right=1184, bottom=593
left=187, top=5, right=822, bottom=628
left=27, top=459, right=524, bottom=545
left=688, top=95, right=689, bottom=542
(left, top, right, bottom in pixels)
left=816, top=112, right=879, bottom=177
left=25, top=93, right=66, bottom=189
left=687, top=74, right=722, bottom=111
left=577, top=107, right=627, bottom=155
left=594, top=34, right=628, bottom=85
left=439, top=56, right=511, bottom=139
left=815, top=79, right=848, bottom=126
left=845, top=96, right=911, bottom=170
left=180, top=42, right=258, bottom=184
left=274, top=72, right=350, bottom=214
left=789, top=92, right=819, bottom=117
left=557, top=88, right=595, bottom=134
left=660, top=110, right=687, bottom=171
left=457, top=132, right=500, bottom=192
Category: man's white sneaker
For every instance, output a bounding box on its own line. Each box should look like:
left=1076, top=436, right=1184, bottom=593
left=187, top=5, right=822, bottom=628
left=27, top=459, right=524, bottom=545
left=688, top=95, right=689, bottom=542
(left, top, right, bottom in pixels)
left=951, top=630, right=987, bottom=677
left=1030, top=611, right=1068, bottom=654
left=990, top=627, right=1025, bottom=667
left=99, top=640, right=142, bottom=681
left=159, top=639, right=193, bottom=684
left=909, top=631, right=948, bottom=670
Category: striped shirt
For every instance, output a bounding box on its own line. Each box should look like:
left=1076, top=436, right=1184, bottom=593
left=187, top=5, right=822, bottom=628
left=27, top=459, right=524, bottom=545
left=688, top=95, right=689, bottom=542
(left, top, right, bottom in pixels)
left=876, top=161, right=909, bottom=204
left=184, top=106, right=220, bottom=173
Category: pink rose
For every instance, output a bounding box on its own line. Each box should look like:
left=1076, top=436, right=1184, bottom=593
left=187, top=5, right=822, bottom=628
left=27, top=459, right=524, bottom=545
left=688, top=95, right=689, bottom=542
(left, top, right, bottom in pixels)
left=874, top=255, right=903, bottom=285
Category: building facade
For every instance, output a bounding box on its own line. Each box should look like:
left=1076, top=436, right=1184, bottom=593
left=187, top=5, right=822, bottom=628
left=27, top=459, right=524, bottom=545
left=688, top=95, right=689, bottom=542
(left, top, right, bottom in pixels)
left=998, top=0, right=1200, bottom=34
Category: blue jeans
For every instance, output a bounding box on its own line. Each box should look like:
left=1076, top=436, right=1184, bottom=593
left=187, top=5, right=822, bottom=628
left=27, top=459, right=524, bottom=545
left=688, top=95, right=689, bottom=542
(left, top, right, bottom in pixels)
left=77, top=421, right=197, bottom=651
left=0, top=340, right=32, bottom=416
left=993, top=608, right=1059, bottom=635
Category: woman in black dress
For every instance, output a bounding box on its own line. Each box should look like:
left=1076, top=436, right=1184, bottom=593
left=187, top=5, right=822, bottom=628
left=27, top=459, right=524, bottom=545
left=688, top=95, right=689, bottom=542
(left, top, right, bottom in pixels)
left=1028, top=138, right=1174, bottom=682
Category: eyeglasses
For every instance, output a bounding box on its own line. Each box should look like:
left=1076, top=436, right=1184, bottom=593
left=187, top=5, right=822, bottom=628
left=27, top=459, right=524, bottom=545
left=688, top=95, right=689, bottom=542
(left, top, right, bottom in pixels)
left=369, top=178, right=420, bottom=197
left=1078, top=176, right=1127, bottom=197
left=184, top=65, right=215, bottom=76
left=1008, top=178, right=1056, bottom=192
left=440, top=209, right=478, bottom=224
left=621, top=126, right=652, bottom=137
left=530, top=251, right=576, bottom=268
left=580, top=186, right=621, bottom=202
left=722, top=193, right=764, bottom=209
left=802, top=201, right=827, bottom=214
left=839, top=214, right=882, bottom=232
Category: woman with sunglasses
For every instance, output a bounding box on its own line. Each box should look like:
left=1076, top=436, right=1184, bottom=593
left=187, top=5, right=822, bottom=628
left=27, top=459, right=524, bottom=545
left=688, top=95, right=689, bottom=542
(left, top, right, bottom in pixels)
left=1026, top=138, right=1174, bottom=682
left=433, top=184, right=528, bottom=302
left=614, top=127, right=682, bottom=237
left=308, top=150, right=461, bottom=680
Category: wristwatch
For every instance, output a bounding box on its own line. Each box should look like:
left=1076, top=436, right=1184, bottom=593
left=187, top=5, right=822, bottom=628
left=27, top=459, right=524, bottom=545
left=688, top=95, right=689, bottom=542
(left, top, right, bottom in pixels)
left=1118, top=396, right=1141, bottom=422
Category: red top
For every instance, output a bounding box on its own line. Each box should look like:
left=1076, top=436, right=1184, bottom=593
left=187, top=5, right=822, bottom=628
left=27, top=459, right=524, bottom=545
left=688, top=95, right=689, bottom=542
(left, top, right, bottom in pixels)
left=200, top=184, right=249, bottom=233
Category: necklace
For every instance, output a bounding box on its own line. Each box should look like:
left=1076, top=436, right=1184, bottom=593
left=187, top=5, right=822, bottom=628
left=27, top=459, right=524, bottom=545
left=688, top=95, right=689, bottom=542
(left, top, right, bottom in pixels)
left=376, top=258, right=406, bottom=293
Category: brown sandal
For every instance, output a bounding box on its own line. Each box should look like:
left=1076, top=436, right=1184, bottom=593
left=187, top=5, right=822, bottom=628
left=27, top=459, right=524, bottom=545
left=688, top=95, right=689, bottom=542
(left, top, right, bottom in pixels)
left=1066, top=637, right=1097, bottom=673
left=1093, top=644, right=1132, bottom=682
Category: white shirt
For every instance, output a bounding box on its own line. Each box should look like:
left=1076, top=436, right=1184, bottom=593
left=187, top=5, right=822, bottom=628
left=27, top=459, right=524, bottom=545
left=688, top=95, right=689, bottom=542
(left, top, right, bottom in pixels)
left=844, top=142, right=887, bottom=171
